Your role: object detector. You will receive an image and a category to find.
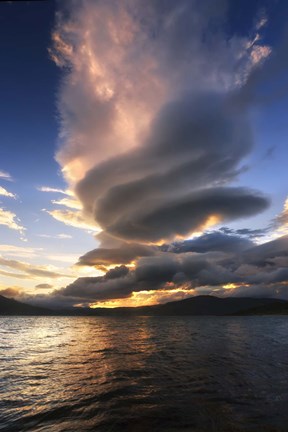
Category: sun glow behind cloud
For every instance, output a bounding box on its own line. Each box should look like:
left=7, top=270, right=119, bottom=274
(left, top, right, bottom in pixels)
left=273, top=197, right=288, bottom=236
left=90, top=287, right=198, bottom=308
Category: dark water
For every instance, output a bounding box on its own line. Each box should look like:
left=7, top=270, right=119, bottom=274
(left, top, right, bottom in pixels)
left=0, top=317, right=288, bottom=432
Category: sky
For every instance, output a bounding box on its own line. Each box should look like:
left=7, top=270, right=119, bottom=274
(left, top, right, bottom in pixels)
left=0, top=0, right=288, bottom=309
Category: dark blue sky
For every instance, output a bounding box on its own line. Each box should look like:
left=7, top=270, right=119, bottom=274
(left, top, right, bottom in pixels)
left=0, top=0, right=60, bottom=185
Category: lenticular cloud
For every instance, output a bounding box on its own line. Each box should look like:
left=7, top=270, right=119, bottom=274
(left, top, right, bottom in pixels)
left=50, top=0, right=274, bottom=303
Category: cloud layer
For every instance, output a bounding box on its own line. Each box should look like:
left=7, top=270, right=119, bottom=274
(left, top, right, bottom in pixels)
left=36, top=0, right=287, bottom=307
left=29, top=232, right=287, bottom=308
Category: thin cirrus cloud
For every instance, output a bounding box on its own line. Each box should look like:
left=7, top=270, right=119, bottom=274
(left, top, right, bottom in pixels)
left=0, top=170, right=13, bottom=182
left=0, top=269, right=32, bottom=280
left=38, top=233, right=72, bottom=239
left=27, top=0, right=285, bottom=307
left=37, top=186, right=73, bottom=195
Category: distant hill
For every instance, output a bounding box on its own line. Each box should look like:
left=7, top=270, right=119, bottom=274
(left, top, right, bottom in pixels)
left=0, top=295, right=51, bottom=316
left=0, top=294, right=287, bottom=316
left=83, top=296, right=288, bottom=317
left=143, top=296, right=288, bottom=316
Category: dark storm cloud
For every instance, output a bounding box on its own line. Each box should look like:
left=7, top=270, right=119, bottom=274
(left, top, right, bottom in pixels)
left=58, top=251, right=239, bottom=302
left=242, top=235, right=288, bottom=266
left=77, top=93, right=269, bottom=243
left=135, top=252, right=239, bottom=287
left=53, top=235, right=288, bottom=304
left=219, top=227, right=268, bottom=239
left=78, top=243, right=156, bottom=266
left=164, top=231, right=255, bottom=254
left=105, top=265, right=129, bottom=279
left=77, top=93, right=253, bottom=214
left=105, top=187, right=268, bottom=243
left=60, top=273, right=135, bottom=302
left=228, top=284, right=288, bottom=300
left=78, top=229, right=254, bottom=269
left=248, top=267, right=288, bottom=285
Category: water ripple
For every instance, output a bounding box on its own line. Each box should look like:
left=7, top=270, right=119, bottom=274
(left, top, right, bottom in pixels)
left=0, top=316, right=288, bottom=431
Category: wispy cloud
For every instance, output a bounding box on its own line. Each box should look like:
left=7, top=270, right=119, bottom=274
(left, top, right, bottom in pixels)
left=0, top=207, right=25, bottom=238
left=57, top=233, right=73, bottom=239
left=255, top=13, right=268, bottom=31
left=0, top=255, right=72, bottom=279
left=51, top=197, right=82, bottom=210
left=37, top=186, right=73, bottom=196
left=0, top=186, right=17, bottom=199
left=0, top=269, right=32, bottom=280
left=45, top=208, right=99, bottom=232
left=38, top=233, right=72, bottom=239
left=0, top=244, right=43, bottom=258
left=0, top=170, right=13, bottom=182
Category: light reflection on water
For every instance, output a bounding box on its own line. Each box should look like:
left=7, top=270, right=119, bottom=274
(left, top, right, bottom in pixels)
left=0, top=316, right=288, bottom=431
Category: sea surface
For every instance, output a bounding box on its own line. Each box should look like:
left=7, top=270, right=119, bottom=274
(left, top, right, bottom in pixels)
left=0, top=316, right=288, bottom=432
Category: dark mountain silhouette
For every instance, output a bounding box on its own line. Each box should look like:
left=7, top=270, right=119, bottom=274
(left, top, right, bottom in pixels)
left=0, top=294, right=287, bottom=316
left=131, top=296, right=288, bottom=316
left=0, top=295, right=51, bottom=316
left=81, top=296, right=287, bottom=316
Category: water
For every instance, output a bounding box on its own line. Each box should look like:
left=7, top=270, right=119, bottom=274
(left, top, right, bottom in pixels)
left=0, top=316, right=288, bottom=432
